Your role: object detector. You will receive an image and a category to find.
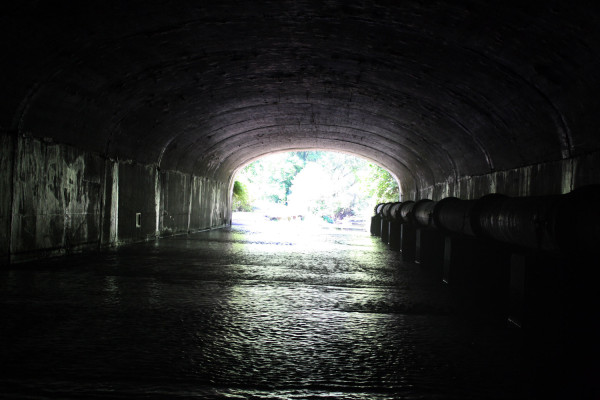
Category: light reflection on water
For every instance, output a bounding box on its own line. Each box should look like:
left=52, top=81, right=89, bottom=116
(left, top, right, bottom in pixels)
left=0, top=221, right=531, bottom=399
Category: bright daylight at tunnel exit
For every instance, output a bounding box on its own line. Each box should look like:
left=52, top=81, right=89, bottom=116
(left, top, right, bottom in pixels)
left=231, top=151, right=399, bottom=231
left=1, top=1, right=600, bottom=399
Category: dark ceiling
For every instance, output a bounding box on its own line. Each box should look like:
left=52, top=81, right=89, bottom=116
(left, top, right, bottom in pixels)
left=2, top=1, right=600, bottom=194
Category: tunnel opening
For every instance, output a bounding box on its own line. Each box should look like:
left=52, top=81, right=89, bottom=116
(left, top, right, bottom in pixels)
left=229, top=150, right=400, bottom=232
left=1, top=1, right=600, bottom=396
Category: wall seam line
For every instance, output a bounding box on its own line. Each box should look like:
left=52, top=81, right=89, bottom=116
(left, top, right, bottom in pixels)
left=8, top=132, right=19, bottom=263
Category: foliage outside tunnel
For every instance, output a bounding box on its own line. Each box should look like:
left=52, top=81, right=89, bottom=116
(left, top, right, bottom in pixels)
left=232, top=151, right=399, bottom=225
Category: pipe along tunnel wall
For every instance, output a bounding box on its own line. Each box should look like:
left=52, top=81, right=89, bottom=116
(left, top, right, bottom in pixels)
left=373, top=187, right=600, bottom=394
left=371, top=186, right=600, bottom=371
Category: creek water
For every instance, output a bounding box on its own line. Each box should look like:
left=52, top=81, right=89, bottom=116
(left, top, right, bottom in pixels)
left=0, top=219, right=534, bottom=399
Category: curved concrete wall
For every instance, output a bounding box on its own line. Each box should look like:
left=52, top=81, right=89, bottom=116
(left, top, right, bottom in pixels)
left=0, top=135, right=229, bottom=263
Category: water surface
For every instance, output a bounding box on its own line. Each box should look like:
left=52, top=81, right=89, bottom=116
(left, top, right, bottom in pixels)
left=1, top=221, right=532, bottom=399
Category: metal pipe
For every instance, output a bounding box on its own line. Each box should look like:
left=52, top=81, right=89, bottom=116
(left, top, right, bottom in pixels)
left=470, top=185, right=600, bottom=253
left=381, top=203, right=394, bottom=220
left=372, top=184, right=600, bottom=254
left=398, top=201, right=415, bottom=224
left=432, top=197, right=477, bottom=236
left=471, top=193, right=562, bottom=251
left=413, top=199, right=435, bottom=228
left=389, top=202, right=403, bottom=222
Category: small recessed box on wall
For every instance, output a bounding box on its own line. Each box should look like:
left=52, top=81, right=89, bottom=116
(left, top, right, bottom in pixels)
left=136, top=213, right=142, bottom=228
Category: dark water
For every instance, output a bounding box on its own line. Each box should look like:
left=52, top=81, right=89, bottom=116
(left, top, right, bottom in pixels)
left=1, top=221, right=534, bottom=399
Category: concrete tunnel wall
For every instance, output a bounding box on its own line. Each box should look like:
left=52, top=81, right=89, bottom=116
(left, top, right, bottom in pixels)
left=2, top=1, right=600, bottom=263
left=0, top=133, right=229, bottom=264
left=3, top=129, right=598, bottom=265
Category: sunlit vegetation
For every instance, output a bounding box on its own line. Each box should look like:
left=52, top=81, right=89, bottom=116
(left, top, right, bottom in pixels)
left=232, top=151, right=399, bottom=223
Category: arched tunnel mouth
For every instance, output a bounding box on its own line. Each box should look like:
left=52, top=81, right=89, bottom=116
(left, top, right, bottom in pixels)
left=1, top=1, right=600, bottom=397
left=229, top=150, right=400, bottom=231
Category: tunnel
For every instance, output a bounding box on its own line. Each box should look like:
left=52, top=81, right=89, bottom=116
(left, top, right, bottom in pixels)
left=1, top=1, right=600, bottom=398
left=2, top=1, right=600, bottom=256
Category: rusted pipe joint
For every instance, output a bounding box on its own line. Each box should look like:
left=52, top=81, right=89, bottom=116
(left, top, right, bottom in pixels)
left=398, top=201, right=415, bottom=224
left=412, top=199, right=435, bottom=228
left=381, top=203, right=395, bottom=220
left=470, top=193, right=565, bottom=251
left=432, top=197, right=477, bottom=236
left=389, top=202, right=403, bottom=222
left=374, top=203, right=385, bottom=216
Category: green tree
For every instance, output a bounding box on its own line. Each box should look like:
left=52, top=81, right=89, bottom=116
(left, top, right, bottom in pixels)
left=362, top=163, right=399, bottom=203
left=234, top=151, right=399, bottom=219
left=232, top=181, right=252, bottom=211
left=236, top=152, right=318, bottom=205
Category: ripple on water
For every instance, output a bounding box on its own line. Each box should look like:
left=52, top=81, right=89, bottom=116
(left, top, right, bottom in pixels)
left=0, top=225, right=533, bottom=399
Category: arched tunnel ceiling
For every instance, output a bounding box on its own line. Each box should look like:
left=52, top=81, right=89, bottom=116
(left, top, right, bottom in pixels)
left=2, top=1, right=600, bottom=194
